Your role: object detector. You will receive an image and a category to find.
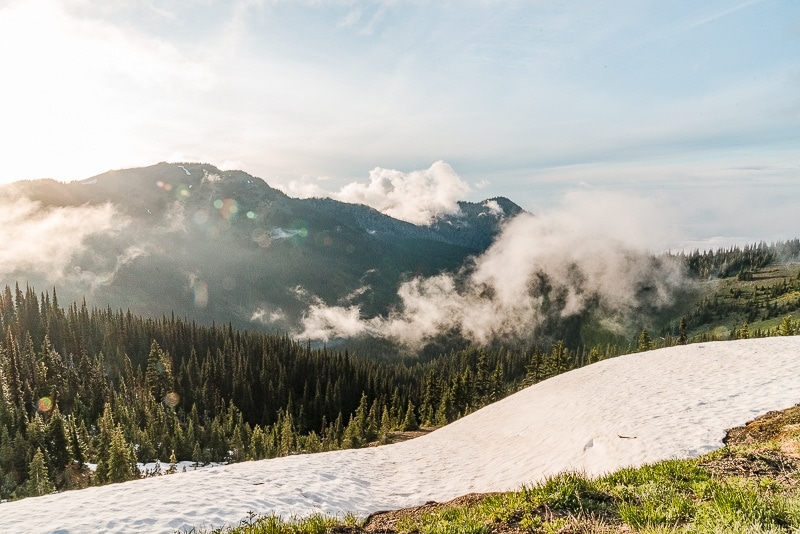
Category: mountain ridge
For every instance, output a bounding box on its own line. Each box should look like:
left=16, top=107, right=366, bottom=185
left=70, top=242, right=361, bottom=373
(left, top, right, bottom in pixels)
left=0, top=162, right=524, bottom=335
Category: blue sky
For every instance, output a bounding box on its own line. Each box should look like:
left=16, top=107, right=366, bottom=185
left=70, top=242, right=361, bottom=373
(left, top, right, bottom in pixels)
left=0, top=0, right=798, bottom=249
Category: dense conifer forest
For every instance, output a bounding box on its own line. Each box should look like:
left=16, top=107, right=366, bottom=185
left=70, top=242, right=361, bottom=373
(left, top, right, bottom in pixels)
left=667, top=240, right=800, bottom=339
left=677, top=239, right=800, bottom=280
left=2, top=240, right=799, bottom=502
left=1, top=282, right=618, bottom=501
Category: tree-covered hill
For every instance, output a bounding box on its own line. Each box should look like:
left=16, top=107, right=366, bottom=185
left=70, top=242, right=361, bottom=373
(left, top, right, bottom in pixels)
left=660, top=241, right=800, bottom=342
left=3, top=257, right=799, bottom=501
left=0, top=282, right=536, bottom=500
left=1, top=163, right=522, bottom=335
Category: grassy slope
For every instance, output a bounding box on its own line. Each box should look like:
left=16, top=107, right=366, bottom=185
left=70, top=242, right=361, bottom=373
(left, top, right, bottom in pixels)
left=197, top=403, right=800, bottom=533
left=647, top=262, right=800, bottom=345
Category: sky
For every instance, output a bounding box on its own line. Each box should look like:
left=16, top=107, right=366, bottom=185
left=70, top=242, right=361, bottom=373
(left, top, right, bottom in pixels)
left=0, top=0, right=798, bottom=249
left=3, top=336, right=800, bottom=532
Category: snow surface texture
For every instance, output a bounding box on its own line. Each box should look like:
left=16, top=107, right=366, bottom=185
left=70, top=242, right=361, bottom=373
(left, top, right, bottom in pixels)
left=3, top=337, right=800, bottom=533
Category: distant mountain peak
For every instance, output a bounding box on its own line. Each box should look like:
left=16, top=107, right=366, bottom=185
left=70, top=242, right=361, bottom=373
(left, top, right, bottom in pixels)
left=0, top=162, right=527, bottom=332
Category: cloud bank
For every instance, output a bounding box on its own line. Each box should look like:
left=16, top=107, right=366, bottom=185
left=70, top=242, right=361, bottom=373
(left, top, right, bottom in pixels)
left=280, top=161, right=471, bottom=225
left=0, top=196, right=127, bottom=281
left=296, top=190, right=686, bottom=346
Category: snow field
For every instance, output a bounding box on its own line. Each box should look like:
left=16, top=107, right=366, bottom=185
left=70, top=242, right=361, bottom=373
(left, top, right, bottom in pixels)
left=2, top=337, right=799, bottom=533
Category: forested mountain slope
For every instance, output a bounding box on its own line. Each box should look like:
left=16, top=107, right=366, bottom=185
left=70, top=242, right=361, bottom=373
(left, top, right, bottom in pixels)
left=1, top=163, right=521, bottom=334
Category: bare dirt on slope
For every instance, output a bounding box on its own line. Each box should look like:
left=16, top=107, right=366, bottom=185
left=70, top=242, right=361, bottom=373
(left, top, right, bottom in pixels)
left=700, top=403, right=800, bottom=487
left=331, top=404, right=800, bottom=534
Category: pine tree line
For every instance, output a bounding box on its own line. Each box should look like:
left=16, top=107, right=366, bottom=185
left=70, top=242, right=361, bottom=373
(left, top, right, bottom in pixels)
left=5, top=280, right=791, bottom=502
left=0, top=283, right=538, bottom=501
left=676, top=239, right=800, bottom=280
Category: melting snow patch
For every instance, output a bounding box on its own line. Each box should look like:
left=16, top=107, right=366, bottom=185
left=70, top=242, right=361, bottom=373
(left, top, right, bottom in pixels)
left=270, top=228, right=304, bottom=239
left=3, top=337, right=800, bottom=533
left=178, top=165, right=191, bottom=176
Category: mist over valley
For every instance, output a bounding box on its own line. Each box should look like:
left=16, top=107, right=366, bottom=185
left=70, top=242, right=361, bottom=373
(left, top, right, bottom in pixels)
left=0, top=161, right=738, bottom=353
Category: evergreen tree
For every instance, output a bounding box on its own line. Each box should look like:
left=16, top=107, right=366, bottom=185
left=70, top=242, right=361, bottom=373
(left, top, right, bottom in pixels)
left=145, top=340, right=174, bottom=402
left=738, top=322, right=750, bottom=340
left=778, top=315, right=796, bottom=336
left=44, top=407, right=72, bottom=478
left=637, top=328, right=653, bottom=352
left=166, top=449, right=178, bottom=475
left=278, top=411, right=296, bottom=456
left=94, top=404, right=116, bottom=484
left=379, top=406, right=392, bottom=444
left=366, top=399, right=379, bottom=443
left=523, top=348, right=545, bottom=386
left=488, top=365, right=505, bottom=403
left=341, top=414, right=362, bottom=449
left=402, top=400, right=419, bottom=431
left=249, top=425, right=268, bottom=460
left=191, top=442, right=203, bottom=467
left=435, top=389, right=455, bottom=426
left=68, top=419, right=87, bottom=468
left=354, top=393, right=370, bottom=441
left=677, top=318, right=688, bottom=345
left=106, top=424, right=137, bottom=484
left=23, top=448, right=54, bottom=497
left=475, top=350, right=490, bottom=405
left=303, top=431, right=322, bottom=453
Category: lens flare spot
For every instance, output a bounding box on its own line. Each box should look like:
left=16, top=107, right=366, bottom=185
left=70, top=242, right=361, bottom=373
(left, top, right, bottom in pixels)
left=252, top=228, right=271, bottom=247
left=218, top=198, right=239, bottom=220
left=213, top=199, right=223, bottom=209
left=37, top=397, right=53, bottom=413
left=246, top=211, right=256, bottom=219
left=164, top=392, right=180, bottom=408
left=346, top=244, right=355, bottom=253
left=290, top=220, right=309, bottom=239
left=175, top=185, right=191, bottom=199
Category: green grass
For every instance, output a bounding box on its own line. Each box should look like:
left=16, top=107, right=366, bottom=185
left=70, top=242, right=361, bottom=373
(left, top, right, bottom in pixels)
left=187, top=511, right=357, bottom=534
left=191, top=405, right=800, bottom=534
left=680, top=263, right=800, bottom=340
left=395, top=507, right=490, bottom=534
left=191, top=457, right=800, bottom=533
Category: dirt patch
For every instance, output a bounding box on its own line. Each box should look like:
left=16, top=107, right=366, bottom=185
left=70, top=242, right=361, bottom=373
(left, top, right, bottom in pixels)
left=340, top=404, right=800, bottom=533
left=362, top=493, right=498, bottom=532
left=701, top=403, right=800, bottom=488
left=723, top=404, right=800, bottom=446
left=700, top=447, right=800, bottom=486
left=367, top=427, right=436, bottom=447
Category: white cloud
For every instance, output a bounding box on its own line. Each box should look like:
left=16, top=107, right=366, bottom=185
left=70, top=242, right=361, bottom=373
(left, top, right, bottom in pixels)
left=337, top=7, right=362, bottom=29
left=277, top=161, right=472, bottom=225
left=251, top=306, right=287, bottom=325
left=336, top=161, right=470, bottom=225
left=295, top=190, right=686, bottom=346
left=0, top=0, right=795, bottom=252
left=482, top=200, right=504, bottom=217
left=0, top=195, right=127, bottom=280
left=279, top=179, right=331, bottom=200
